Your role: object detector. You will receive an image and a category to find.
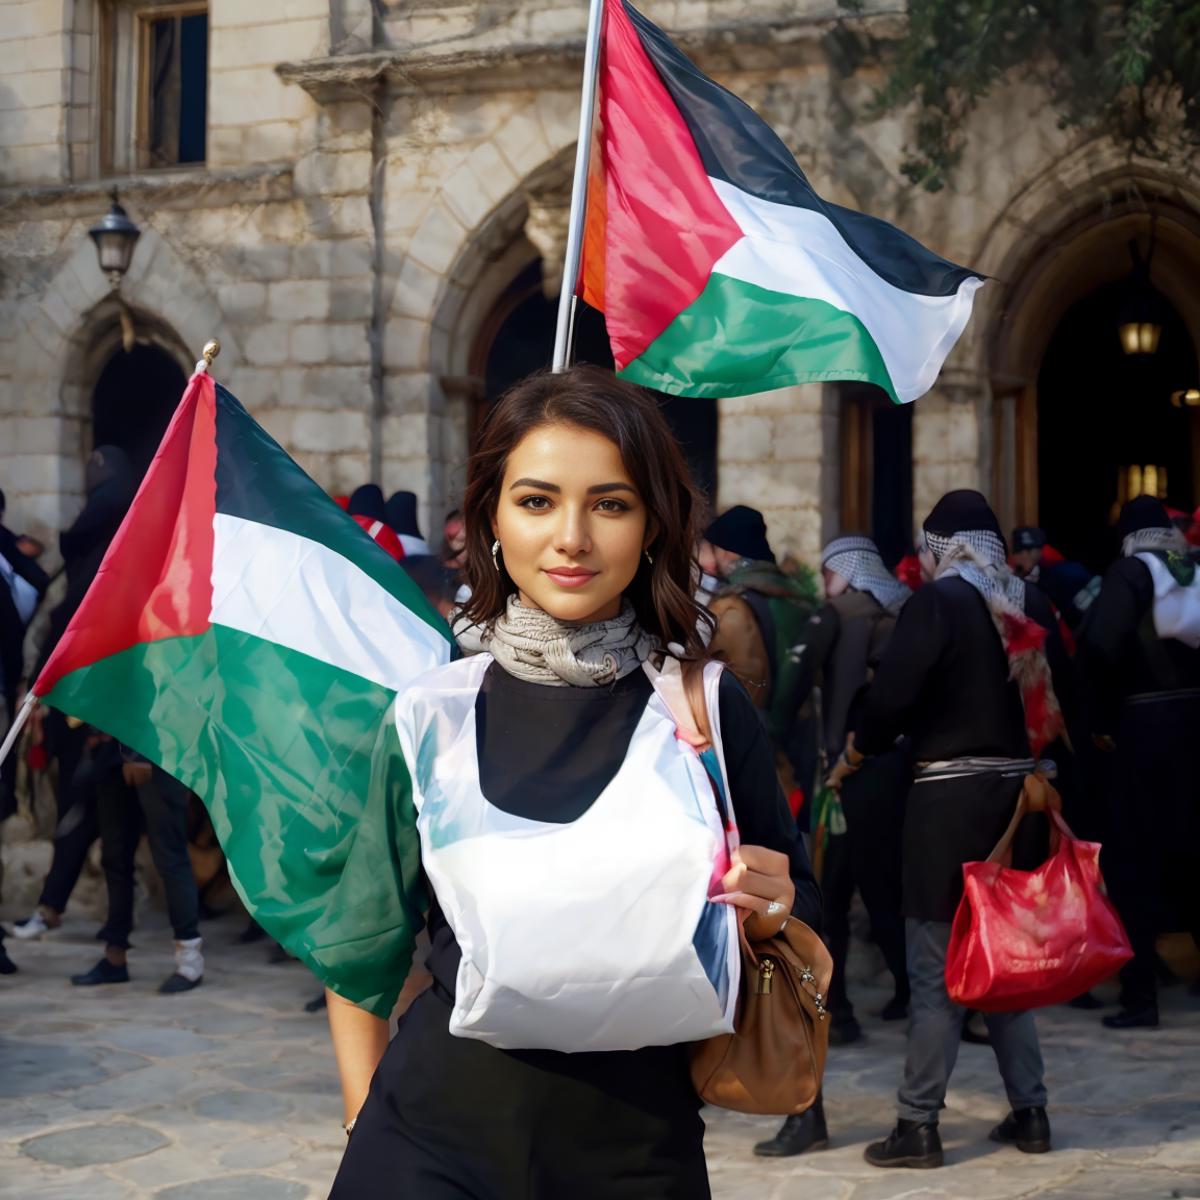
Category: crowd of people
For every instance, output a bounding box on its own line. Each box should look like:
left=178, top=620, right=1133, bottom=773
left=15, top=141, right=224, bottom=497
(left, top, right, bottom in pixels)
left=1, top=376, right=1199, bottom=1187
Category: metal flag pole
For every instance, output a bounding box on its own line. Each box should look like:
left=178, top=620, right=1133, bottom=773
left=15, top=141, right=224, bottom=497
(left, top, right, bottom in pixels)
left=551, top=0, right=606, bottom=373
left=0, top=691, right=37, bottom=771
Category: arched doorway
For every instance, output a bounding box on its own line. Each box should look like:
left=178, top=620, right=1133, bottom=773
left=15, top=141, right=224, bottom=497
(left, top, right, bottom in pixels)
left=1037, top=280, right=1197, bottom=570
left=91, top=343, right=188, bottom=481
left=469, top=261, right=720, bottom=503
left=989, top=191, right=1200, bottom=554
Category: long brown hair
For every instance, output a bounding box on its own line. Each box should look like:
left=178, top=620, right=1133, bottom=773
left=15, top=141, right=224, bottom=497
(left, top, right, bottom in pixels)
left=460, top=366, right=713, bottom=658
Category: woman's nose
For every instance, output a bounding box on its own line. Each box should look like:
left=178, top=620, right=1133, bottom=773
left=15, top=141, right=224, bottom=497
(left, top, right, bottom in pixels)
left=554, top=508, right=592, bottom=557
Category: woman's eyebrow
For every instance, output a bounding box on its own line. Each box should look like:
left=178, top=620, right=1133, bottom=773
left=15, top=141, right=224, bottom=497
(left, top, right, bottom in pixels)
left=587, top=482, right=637, bottom=495
left=507, top=479, right=636, bottom=495
left=509, top=477, right=560, bottom=492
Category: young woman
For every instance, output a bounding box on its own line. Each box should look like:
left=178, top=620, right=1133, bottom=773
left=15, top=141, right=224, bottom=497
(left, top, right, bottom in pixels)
left=328, top=366, right=820, bottom=1199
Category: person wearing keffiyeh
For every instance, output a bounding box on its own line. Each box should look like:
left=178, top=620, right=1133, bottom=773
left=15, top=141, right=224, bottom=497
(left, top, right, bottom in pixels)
left=836, top=490, right=1072, bottom=1170
left=1077, top=495, right=1200, bottom=1032
left=753, top=533, right=912, bottom=1160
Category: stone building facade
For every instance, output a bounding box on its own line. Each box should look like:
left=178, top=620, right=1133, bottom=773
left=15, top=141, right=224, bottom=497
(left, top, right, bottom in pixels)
left=3, top=0, right=1200, bottom=574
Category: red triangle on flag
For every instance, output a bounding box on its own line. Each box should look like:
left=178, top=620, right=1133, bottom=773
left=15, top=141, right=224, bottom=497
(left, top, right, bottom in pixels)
left=36, top=370, right=218, bottom=698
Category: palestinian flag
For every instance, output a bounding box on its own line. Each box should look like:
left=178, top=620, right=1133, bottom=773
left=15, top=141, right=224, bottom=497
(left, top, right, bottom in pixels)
left=34, top=370, right=452, bottom=1016
left=580, top=1, right=985, bottom=404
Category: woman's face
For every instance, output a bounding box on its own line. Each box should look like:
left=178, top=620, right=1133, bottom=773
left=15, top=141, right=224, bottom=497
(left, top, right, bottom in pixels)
left=493, top=422, right=652, bottom=624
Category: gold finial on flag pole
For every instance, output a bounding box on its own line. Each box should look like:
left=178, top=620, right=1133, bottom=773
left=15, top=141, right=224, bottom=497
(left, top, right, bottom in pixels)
left=195, top=338, right=221, bottom=375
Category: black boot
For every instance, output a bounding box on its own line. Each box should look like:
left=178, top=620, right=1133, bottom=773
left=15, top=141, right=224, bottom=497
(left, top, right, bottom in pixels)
left=990, top=1106, right=1051, bottom=1153
left=71, top=957, right=130, bottom=986
left=0, top=939, right=16, bottom=975
left=864, top=1120, right=943, bottom=1169
left=1102, top=1005, right=1158, bottom=1029
left=829, top=1014, right=864, bottom=1045
left=159, top=972, right=202, bottom=994
left=753, top=1101, right=829, bottom=1157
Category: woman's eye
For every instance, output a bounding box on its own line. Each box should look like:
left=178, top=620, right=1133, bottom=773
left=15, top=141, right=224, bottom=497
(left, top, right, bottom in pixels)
left=596, top=498, right=630, bottom=513
left=518, top=495, right=552, bottom=511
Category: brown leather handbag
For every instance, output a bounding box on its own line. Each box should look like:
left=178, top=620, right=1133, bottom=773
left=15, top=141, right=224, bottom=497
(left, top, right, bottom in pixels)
left=691, top=915, right=833, bottom=1114
left=675, top=662, right=834, bottom=1115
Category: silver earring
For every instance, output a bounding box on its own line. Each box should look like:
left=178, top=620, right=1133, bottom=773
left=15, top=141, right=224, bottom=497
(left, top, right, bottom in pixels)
left=644, top=548, right=654, bottom=566
left=492, top=540, right=501, bottom=572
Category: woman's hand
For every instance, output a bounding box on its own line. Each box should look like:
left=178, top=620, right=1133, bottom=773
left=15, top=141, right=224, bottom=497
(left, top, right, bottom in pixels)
left=712, top=845, right=795, bottom=940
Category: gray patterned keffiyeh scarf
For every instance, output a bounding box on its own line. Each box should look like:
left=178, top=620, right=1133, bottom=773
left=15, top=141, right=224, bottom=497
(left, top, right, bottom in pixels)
left=925, top=528, right=1026, bottom=613
left=483, top=596, right=658, bottom=687
left=1122, top=526, right=1200, bottom=648
left=821, top=535, right=912, bottom=613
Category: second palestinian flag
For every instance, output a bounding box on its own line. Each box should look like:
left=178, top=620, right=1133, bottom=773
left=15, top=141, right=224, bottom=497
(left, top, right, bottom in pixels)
left=35, top=371, right=452, bottom=1016
left=580, top=1, right=985, bottom=404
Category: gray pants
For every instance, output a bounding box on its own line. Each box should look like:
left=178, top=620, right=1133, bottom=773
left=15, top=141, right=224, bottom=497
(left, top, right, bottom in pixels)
left=898, top=918, right=1047, bottom=1126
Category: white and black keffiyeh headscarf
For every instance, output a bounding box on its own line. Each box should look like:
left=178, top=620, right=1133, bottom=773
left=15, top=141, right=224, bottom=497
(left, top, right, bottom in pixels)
left=821, top=535, right=911, bottom=613
left=923, top=526, right=1027, bottom=614
left=1122, top=526, right=1189, bottom=558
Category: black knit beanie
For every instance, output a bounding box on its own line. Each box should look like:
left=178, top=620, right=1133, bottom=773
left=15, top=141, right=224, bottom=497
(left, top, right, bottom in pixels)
left=924, top=490, right=1004, bottom=543
left=704, top=505, right=775, bottom=564
left=1117, top=494, right=1171, bottom=540
left=347, top=484, right=387, bottom=521
left=386, top=491, right=423, bottom=538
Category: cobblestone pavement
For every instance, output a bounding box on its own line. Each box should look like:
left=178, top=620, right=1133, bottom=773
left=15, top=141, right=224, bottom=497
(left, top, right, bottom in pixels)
left=2, top=911, right=1198, bottom=1200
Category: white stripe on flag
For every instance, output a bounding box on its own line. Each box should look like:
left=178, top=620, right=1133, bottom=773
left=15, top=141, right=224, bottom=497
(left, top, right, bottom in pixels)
left=211, top=512, right=449, bottom=693
left=709, top=179, right=983, bottom=404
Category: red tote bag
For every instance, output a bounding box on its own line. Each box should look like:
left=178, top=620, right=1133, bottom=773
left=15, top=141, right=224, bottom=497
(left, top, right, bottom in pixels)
left=945, top=780, right=1132, bottom=1012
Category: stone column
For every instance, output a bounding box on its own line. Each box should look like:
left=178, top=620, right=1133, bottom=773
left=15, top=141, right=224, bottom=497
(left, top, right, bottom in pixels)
left=910, top=368, right=991, bottom=529
left=715, top=383, right=838, bottom=565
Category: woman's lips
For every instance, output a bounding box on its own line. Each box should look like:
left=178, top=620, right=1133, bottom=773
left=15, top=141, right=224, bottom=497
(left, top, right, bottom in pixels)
left=543, top=567, right=598, bottom=588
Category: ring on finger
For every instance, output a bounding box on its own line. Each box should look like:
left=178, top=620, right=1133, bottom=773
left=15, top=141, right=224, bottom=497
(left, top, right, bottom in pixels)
left=765, top=901, right=786, bottom=917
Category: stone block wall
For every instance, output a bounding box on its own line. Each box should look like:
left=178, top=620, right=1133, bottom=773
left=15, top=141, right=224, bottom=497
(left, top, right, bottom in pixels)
left=0, top=0, right=1141, bottom=571
left=715, top=385, right=838, bottom=564
left=0, top=0, right=72, bottom=184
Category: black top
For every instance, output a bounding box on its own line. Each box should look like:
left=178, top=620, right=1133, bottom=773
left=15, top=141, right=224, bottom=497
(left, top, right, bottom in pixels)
left=426, top=661, right=820, bottom=1001
left=855, top=577, right=1069, bottom=761
left=1077, top=554, right=1200, bottom=735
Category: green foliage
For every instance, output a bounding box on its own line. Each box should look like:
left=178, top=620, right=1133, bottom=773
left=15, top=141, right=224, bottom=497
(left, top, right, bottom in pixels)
left=842, top=0, right=1200, bottom=190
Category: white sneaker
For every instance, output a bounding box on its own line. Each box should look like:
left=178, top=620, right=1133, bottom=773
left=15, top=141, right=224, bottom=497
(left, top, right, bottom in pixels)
left=12, top=911, right=52, bottom=940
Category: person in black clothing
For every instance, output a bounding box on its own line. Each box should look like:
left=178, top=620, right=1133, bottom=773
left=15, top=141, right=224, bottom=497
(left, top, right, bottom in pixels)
left=832, top=491, right=1069, bottom=1170
left=0, top=487, right=51, bottom=821
left=1077, top=495, right=1200, bottom=1030
left=797, top=535, right=912, bottom=1039
left=13, top=447, right=137, bottom=940
left=753, top=534, right=912, bottom=1160
left=1010, top=526, right=1100, bottom=633
left=326, top=367, right=820, bottom=1199
left=70, top=749, right=204, bottom=994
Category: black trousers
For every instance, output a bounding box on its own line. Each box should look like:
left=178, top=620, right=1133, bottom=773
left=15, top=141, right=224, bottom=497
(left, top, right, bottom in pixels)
left=97, top=765, right=200, bottom=948
left=1104, top=693, right=1200, bottom=1011
left=331, top=991, right=710, bottom=1200
left=39, top=742, right=104, bottom=914
left=824, top=750, right=910, bottom=1019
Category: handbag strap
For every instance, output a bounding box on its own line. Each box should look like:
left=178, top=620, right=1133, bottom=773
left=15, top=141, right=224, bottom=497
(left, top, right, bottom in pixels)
left=643, top=656, right=735, bottom=848
left=985, top=775, right=1074, bottom=865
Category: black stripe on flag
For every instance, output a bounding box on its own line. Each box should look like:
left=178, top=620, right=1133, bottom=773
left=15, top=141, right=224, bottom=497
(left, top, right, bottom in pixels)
left=623, top=1, right=983, bottom=298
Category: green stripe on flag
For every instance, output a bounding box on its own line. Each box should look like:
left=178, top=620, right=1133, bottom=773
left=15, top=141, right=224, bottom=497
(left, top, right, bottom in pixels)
left=45, top=625, right=425, bottom=1018
left=618, top=272, right=902, bottom=403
